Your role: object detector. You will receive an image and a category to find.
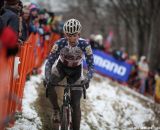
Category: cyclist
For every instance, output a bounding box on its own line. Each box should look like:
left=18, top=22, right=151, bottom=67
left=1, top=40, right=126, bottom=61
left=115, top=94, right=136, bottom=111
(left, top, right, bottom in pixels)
left=45, top=18, right=94, bottom=130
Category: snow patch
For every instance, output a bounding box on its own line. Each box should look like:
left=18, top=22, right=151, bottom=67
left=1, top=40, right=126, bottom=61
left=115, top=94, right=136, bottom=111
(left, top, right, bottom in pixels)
left=7, top=70, right=44, bottom=130
left=80, top=79, right=156, bottom=130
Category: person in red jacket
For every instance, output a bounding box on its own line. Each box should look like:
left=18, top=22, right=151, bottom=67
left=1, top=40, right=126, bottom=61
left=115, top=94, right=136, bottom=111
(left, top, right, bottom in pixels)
left=0, top=18, right=18, bottom=57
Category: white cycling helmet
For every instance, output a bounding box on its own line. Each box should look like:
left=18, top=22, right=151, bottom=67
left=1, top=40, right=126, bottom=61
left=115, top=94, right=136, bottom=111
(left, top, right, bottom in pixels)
left=63, top=19, right=82, bottom=34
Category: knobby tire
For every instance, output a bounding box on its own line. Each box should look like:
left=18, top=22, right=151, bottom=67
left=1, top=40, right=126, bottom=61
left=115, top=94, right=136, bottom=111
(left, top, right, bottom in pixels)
left=61, top=106, right=69, bottom=130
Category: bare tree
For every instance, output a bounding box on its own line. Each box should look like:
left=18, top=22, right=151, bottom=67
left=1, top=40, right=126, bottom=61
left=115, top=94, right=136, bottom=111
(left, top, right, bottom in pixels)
left=107, top=0, right=160, bottom=70
left=62, top=0, right=160, bottom=70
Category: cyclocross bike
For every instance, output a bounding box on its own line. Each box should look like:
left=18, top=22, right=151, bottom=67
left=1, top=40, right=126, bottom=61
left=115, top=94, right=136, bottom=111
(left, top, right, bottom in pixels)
left=53, top=83, right=86, bottom=130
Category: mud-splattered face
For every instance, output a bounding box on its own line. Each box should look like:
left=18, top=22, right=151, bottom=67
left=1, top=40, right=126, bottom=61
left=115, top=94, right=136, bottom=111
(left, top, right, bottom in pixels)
left=65, top=33, right=80, bottom=47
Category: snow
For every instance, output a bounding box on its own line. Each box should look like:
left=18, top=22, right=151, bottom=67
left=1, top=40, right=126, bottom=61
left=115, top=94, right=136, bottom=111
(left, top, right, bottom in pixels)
left=80, top=75, right=155, bottom=130
left=7, top=65, right=156, bottom=130
left=7, top=65, right=45, bottom=130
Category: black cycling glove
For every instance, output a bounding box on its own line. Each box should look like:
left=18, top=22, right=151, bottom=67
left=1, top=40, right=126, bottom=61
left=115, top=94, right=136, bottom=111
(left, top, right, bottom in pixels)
left=81, top=78, right=90, bottom=89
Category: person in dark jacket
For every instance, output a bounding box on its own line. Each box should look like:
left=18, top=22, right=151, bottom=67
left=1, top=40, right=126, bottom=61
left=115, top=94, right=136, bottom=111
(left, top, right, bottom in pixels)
left=0, top=0, right=4, bottom=12
left=1, top=0, right=27, bottom=43
left=0, top=18, right=18, bottom=57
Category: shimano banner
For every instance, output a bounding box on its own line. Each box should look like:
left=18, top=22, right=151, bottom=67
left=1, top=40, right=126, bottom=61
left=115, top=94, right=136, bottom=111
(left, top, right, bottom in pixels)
left=84, top=50, right=132, bottom=82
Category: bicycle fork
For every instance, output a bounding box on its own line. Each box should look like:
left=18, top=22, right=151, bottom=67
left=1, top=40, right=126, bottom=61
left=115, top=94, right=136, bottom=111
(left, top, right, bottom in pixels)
left=59, top=105, right=72, bottom=130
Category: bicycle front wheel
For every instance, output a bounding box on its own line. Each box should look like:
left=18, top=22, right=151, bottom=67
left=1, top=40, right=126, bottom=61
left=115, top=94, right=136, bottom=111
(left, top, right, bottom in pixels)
left=61, top=105, right=72, bottom=130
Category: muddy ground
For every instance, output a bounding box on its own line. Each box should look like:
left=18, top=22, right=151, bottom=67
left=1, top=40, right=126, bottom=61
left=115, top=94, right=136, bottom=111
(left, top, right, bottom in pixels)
left=34, top=78, right=160, bottom=130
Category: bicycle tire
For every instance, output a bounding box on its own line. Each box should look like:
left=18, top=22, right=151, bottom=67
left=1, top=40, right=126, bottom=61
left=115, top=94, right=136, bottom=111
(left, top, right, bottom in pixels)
left=61, top=106, right=69, bottom=130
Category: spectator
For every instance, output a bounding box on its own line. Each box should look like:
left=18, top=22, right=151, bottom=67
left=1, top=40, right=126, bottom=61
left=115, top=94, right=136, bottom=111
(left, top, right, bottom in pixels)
left=146, top=71, right=155, bottom=96
left=127, top=55, right=137, bottom=64
left=38, top=9, right=51, bottom=37
left=1, top=0, right=27, bottom=43
left=154, top=68, right=160, bottom=103
left=23, top=4, right=30, bottom=24
left=0, top=0, right=4, bottom=12
left=112, top=49, right=127, bottom=61
left=29, top=3, right=39, bottom=21
left=38, top=9, right=47, bottom=26
left=0, top=18, right=18, bottom=57
left=127, top=55, right=140, bottom=90
left=89, top=34, right=101, bottom=49
left=94, top=34, right=104, bottom=50
left=138, top=56, right=149, bottom=94
left=120, top=47, right=128, bottom=61
left=29, top=5, right=45, bottom=35
left=51, top=15, right=62, bottom=34
left=22, top=4, right=30, bottom=36
left=47, top=11, right=55, bottom=25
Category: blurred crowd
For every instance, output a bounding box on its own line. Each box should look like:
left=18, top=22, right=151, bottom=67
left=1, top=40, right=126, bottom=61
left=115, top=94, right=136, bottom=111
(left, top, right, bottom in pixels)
left=0, top=0, right=64, bottom=58
left=88, top=33, right=160, bottom=103
left=0, top=0, right=159, bottom=103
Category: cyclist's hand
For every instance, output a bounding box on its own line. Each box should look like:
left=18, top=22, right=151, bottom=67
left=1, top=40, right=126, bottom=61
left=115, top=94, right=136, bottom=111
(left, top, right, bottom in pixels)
left=81, top=78, right=90, bottom=89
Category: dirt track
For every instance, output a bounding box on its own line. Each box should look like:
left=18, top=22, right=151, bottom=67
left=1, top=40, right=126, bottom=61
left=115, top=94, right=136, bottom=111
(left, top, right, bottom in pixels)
left=34, top=82, right=66, bottom=130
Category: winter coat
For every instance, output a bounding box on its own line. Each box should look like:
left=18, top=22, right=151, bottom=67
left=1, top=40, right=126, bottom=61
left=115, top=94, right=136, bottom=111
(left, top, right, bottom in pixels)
left=1, top=6, right=27, bottom=41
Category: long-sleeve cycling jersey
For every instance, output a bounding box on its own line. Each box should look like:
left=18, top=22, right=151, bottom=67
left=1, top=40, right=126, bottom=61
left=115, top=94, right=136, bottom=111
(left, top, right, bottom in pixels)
left=45, top=37, right=94, bottom=81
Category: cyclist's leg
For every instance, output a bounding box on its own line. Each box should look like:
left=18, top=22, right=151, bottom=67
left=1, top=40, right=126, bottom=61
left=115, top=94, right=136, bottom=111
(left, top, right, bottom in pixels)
left=71, top=90, right=82, bottom=130
left=47, top=61, right=65, bottom=110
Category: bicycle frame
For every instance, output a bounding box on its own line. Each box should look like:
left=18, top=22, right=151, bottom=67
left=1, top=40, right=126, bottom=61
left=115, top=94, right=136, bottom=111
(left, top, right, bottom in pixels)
left=53, top=84, right=86, bottom=130
left=61, top=87, right=72, bottom=130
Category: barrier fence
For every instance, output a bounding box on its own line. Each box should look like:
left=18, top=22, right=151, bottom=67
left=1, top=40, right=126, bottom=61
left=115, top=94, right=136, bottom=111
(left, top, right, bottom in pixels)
left=0, top=32, right=59, bottom=130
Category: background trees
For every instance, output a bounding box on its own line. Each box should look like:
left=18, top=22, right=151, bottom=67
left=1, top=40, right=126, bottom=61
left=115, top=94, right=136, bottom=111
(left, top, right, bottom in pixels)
left=62, top=0, right=160, bottom=70
left=23, top=0, right=160, bottom=70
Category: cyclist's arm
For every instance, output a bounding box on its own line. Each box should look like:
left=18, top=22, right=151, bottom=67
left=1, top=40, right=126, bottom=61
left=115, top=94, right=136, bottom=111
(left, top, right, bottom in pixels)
left=45, top=42, right=60, bottom=81
left=83, top=42, right=94, bottom=80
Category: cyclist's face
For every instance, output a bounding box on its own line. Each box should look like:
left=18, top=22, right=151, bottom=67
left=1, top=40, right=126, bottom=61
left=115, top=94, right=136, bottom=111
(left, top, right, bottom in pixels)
left=65, top=33, right=80, bottom=46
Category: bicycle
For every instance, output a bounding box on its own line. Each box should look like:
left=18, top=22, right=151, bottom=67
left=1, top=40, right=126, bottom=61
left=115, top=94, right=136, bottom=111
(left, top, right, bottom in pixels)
left=52, top=83, right=86, bottom=130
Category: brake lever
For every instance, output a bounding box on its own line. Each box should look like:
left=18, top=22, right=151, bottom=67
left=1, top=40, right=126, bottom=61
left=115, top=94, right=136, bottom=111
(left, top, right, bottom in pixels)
left=83, top=85, right=86, bottom=99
